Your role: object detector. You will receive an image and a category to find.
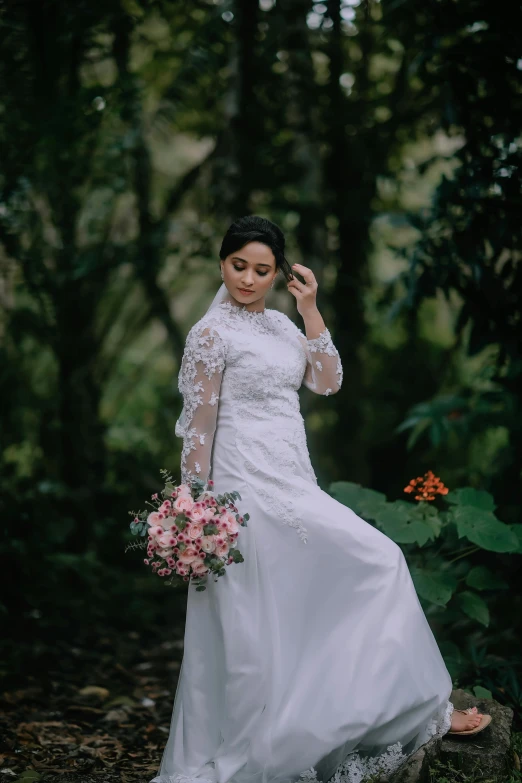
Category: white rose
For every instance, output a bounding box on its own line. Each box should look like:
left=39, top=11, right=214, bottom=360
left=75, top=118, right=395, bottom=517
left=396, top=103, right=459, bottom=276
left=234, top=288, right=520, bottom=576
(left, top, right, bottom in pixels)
left=200, top=536, right=216, bottom=553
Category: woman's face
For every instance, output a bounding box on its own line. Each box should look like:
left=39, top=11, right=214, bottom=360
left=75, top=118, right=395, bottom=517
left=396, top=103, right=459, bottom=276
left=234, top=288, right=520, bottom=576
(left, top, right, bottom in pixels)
left=221, top=241, right=277, bottom=307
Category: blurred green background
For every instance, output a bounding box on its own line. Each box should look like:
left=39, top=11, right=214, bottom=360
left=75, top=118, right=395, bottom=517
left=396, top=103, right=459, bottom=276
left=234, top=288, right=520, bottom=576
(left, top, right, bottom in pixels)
left=1, top=0, right=521, bottom=719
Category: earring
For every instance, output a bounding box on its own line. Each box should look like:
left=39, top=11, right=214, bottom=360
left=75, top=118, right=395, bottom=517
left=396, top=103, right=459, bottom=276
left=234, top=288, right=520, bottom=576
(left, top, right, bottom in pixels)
left=220, top=270, right=224, bottom=280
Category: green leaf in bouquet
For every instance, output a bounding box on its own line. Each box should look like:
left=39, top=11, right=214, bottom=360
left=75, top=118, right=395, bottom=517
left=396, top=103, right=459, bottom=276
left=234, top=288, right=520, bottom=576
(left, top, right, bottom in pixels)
left=229, top=548, right=244, bottom=564
left=243, top=513, right=250, bottom=522
left=465, top=565, right=508, bottom=591
left=410, top=568, right=457, bottom=607
left=203, top=523, right=219, bottom=535
left=455, top=590, right=490, bottom=626
left=196, top=585, right=206, bottom=592
left=451, top=506, right=519, bottom=552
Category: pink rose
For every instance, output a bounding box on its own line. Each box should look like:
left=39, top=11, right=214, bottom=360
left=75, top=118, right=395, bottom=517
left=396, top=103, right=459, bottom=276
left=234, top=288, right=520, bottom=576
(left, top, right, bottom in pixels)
left=203, top=507, right=215, bottom=522
left=147, top=512, right=164, bottom=528
left=190, top=504, right=207, bottom=523
left=157, top=531, right=175, bottom=548
left=224, top=513, right=240, bottom=535
left=215, top=541, right=230, bottom=558
left=187, top=522, right=204, bottom=540
left=178, top=546, right=199, bottom=565
left=177, top=484, right=192, bottom=497
left=191, top=561, right=209, bottom=577
left=173, top=495, right=194, bottom=514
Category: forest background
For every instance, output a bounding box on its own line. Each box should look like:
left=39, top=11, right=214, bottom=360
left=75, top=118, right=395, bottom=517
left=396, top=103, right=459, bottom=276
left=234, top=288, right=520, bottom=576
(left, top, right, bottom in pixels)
left=1, top=0, right=522, bottom=750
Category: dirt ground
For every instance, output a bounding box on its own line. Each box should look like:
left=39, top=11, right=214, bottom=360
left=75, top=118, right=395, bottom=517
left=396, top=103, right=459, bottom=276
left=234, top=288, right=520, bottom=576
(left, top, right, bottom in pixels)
left=0, top=624, right=186, bottom=782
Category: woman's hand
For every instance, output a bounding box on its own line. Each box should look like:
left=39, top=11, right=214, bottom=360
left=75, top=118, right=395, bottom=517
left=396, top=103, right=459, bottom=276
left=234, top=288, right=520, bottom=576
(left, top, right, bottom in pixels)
left=287, top=263, right=319, bottom=317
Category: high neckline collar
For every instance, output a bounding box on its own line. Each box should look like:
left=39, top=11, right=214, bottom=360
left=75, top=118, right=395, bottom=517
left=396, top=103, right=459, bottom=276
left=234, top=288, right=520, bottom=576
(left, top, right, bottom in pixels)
left=219, top=300, right=269, bottom=317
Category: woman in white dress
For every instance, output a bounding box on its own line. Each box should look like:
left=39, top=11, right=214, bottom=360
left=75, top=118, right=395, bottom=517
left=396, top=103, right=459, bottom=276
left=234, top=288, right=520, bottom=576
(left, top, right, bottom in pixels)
left=151, top=216, right=485, bottom=783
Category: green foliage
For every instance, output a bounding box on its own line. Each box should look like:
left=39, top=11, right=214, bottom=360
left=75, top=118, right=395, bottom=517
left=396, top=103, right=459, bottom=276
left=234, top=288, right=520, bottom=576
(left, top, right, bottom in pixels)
left=329, top=480, right=519, bottom=634
left=385, top=0, right=522, bottom=531
left=466, top=566, right=508, bottom=592
left=330, top=476, right=522, bottom=715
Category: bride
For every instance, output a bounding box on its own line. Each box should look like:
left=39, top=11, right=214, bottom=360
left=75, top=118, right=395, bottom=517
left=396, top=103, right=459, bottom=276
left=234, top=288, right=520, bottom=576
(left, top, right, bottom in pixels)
left=151, top=216, right=486, bottom=783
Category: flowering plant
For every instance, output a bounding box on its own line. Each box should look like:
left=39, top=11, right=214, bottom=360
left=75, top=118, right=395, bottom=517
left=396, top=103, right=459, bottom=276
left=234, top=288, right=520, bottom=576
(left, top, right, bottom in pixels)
left=403, top=470, right=449, bottom=502
left=126, top=470, right=249, bottom=591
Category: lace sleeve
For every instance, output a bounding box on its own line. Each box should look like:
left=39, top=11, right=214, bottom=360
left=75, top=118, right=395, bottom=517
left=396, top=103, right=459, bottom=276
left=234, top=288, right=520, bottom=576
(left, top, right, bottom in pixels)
left=299, top=328, right=343, bottom=396
left=175, top=322, right=227, bottom=488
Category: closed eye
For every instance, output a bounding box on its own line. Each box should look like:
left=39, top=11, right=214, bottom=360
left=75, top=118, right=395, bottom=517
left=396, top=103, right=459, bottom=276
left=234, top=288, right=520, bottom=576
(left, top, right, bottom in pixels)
left=233, top=265, right=269, bottom=277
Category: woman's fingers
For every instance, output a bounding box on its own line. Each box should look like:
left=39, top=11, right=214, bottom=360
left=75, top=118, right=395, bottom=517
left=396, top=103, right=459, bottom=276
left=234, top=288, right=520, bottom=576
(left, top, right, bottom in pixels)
left=288, top=278, right=306, bottom=294
left=292, top=263, right=317, bottom=287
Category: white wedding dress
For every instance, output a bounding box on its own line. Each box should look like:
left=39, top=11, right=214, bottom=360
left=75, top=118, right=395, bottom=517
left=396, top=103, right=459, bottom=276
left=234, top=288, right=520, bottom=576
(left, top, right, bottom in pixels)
left=151, top=299, right=454, bottom=783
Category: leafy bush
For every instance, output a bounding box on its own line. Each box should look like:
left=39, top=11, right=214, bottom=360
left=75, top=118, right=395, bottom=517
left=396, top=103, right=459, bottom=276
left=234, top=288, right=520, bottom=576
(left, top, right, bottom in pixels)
left=329, top=473, right=522, bottom=709
left=330, top=476, right=520, bottom=618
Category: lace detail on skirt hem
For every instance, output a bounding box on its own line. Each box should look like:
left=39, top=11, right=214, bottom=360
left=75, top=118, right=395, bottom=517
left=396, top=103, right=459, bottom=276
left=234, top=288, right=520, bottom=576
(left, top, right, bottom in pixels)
left=300, top=700, right=455, bottom=783
left=150, top=776, right=216, bottom=783
left=149, top=702, right=454, bottom=783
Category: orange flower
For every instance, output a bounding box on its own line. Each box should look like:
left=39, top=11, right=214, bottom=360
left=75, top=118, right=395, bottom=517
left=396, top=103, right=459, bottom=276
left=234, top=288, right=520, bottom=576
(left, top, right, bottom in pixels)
left=403, top=470, right=448, bottom=502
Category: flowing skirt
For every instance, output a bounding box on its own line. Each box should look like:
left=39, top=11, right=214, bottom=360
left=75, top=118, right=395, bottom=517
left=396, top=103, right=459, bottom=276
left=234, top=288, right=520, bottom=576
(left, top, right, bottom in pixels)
left=151, top=409, right=453, bottom=783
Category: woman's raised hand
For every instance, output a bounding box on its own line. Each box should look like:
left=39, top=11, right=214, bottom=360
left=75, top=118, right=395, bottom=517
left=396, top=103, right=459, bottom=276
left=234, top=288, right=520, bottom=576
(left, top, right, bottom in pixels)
left=287, top=263, right=318, bottom=316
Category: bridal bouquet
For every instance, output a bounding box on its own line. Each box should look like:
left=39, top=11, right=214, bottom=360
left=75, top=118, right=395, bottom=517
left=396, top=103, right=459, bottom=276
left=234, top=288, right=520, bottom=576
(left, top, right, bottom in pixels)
left=126, top=469, right=249, bottom=591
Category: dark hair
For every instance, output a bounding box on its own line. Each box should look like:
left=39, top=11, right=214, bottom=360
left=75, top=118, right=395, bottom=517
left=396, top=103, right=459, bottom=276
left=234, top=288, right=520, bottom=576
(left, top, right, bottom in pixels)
left=219, top=215, right=294, bottom=282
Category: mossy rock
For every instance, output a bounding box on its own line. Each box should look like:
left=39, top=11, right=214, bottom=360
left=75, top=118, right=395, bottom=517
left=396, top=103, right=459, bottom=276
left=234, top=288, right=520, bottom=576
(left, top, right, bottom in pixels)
left=390, top=689, right=514, bottom=783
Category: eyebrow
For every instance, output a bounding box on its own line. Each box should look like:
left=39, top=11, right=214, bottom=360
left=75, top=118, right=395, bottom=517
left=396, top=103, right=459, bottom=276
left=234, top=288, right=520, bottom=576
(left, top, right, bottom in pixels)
left=231, top=256, right=273, bottom=268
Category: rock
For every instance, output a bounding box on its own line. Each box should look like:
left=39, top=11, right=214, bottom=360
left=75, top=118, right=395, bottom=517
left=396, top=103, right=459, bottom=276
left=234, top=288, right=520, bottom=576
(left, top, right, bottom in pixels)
left=78, top=685, right=109, bottom=702
left=388, top=742, right=433, bottom=783
left=103, top=705, right=133, bottom=723
left=104, top=694, right=137, bottom=708
left=64, top=704, right=105, bottom=721
left=390, top=689, right=514, bottom=783
left=435, top=689, right=514, bottom=781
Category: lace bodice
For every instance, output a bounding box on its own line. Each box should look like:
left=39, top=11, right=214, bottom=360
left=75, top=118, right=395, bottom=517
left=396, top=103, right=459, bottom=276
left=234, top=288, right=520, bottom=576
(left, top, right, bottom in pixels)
left=174, top=301, right=343, bottom=493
